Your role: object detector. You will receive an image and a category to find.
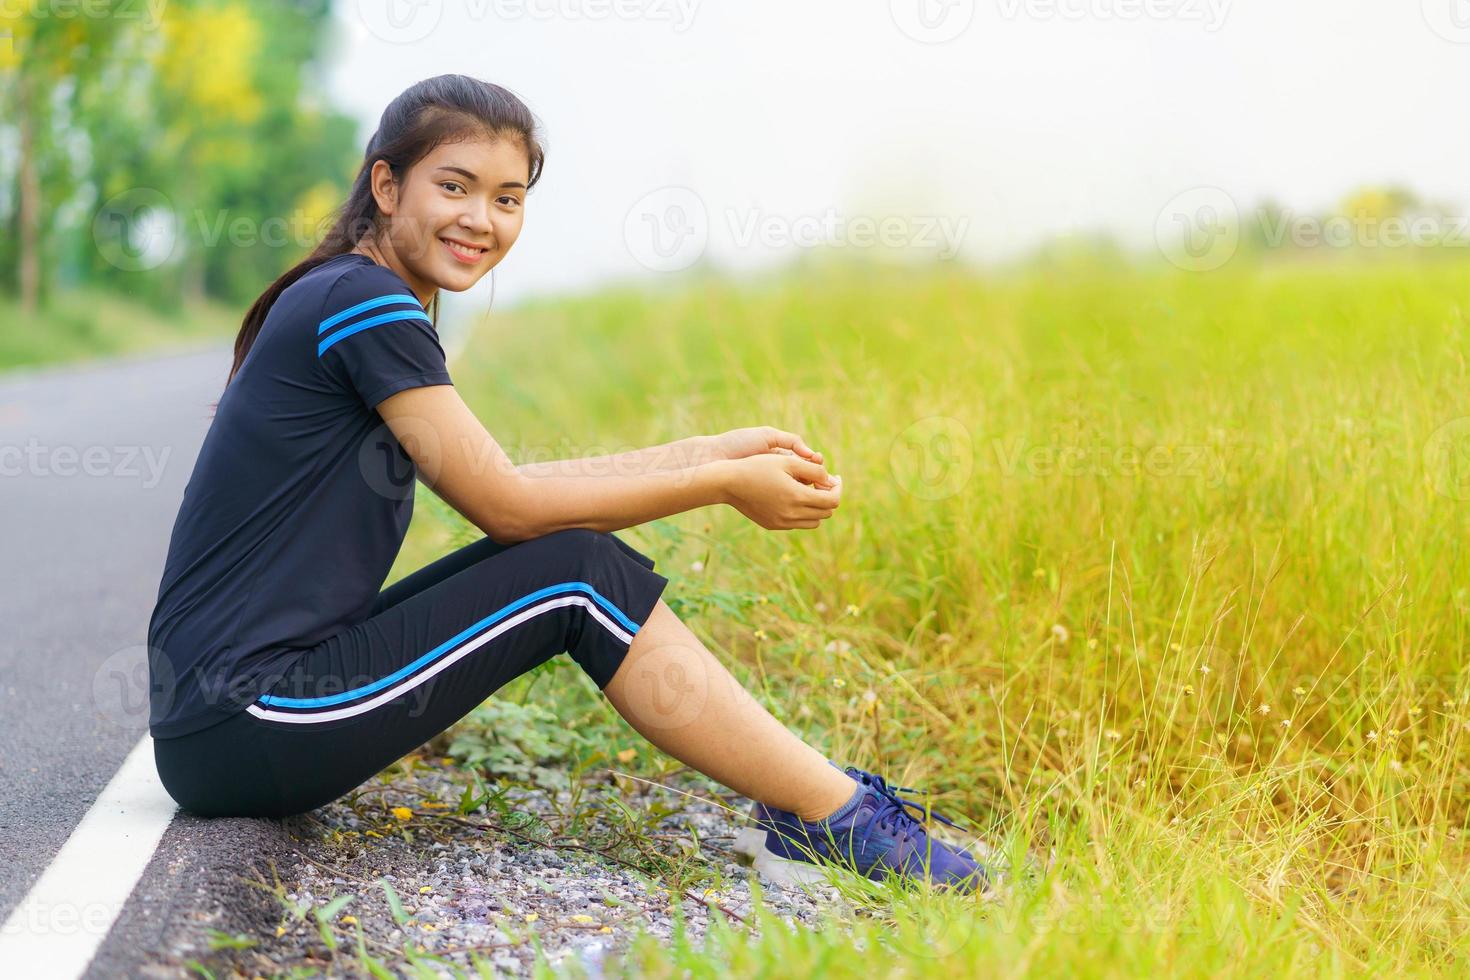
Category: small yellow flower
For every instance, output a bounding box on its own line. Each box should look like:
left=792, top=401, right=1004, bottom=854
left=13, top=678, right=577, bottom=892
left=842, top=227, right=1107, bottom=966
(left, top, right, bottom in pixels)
left=1292, top=686, right=1306, bottom=697
left=845, top=603, right=861, bottom=616
left=421, top=923, right=437, bottom=932
left=753, top=629, right=768, bottom=640
left=779, top=552, right=794, bottom=564
left=1170, top=642, right=1181, bottom=652
left=571, top=914, right=596, bottom=924
left=616, top=747, right=637, bottom=763
left=1182, top=685, right=1195, bottom=697
left=1032, top=567, right=1046, bottom=579
left=276, top=925, right=286, bottom=938
left=364, top=830, right=382, bottom=839
left=757, top=595, right=770, bottom=605
left=832, top=677, right=846, bottom=689
left=391, top=806, right=414, bottom=822
left=524, top=912, right=539, bottom=922
left=600, top=925, right=613, bottom=933
left=1087, top=637, right=1098, bottom=650
left=419, top=885, right=433, bottom=894
left=341, top=915, right=357, bottom=926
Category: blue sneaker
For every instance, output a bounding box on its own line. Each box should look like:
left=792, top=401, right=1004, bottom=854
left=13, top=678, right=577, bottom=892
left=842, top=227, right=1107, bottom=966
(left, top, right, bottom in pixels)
left=731, top=762, right=992, bottom=894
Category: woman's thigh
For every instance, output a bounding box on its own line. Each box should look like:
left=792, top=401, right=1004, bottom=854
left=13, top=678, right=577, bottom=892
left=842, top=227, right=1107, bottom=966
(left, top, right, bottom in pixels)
left=155, top=528, right=669, bottom=818
left=367, top=533, right=512, bottom=616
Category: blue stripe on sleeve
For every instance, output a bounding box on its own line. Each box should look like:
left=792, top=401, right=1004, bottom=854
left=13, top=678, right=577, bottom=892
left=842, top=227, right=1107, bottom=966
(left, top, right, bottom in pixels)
left=317, top=293, right=423, bottom=335
left=317, top=309, right=434, bottom=356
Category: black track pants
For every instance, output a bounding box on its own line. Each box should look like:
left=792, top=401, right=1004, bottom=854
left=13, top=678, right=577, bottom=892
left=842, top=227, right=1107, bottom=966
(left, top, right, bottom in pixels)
left=153, top=528, right=670, bottom=818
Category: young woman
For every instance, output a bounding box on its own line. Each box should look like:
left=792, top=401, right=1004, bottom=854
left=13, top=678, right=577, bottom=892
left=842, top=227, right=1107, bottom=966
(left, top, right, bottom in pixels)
left=147, top=74, right=989, bottom=895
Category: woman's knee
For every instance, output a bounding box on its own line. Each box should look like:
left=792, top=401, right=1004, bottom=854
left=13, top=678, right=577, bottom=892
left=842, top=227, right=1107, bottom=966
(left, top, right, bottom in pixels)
left=519, top=527, right=618, bottom=568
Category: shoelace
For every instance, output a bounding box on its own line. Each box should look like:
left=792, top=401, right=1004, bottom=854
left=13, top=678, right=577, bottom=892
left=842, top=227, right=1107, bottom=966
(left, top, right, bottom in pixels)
left=851, top=771, right=968, bottom=857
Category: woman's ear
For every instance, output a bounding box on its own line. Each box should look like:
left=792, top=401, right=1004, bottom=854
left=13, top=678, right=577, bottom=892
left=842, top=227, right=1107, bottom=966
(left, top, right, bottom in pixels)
left=369, top=159, right=398, bottom=216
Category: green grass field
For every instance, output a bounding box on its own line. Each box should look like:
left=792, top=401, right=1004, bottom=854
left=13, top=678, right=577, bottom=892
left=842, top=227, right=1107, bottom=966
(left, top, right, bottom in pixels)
left=408, top=251, right=1470, bottom=978
left=0, top=286, right=237, bottom=373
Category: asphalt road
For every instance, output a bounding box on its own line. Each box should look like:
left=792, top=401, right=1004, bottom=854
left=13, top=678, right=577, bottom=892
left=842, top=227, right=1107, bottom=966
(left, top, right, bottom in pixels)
left=0, top=340, right=307, bottom=977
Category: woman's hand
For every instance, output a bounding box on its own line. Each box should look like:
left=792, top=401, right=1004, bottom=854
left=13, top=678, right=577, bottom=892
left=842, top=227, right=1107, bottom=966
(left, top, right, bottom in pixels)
left=709, top=426, right=824, bottom=467
left=718, top=453, right=842, bottom=530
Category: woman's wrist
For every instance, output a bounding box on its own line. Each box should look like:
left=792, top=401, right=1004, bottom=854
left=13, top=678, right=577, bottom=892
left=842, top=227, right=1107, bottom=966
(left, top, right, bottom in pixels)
left=690, top=434, right=725, bottom=466
left=700, top=457, right=735, bottom=507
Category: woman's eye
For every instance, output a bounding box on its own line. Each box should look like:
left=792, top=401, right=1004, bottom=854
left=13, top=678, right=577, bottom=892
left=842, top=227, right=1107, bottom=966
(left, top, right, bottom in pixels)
left=441, top=181, right=465, bottom=193
left=498, top=196, right=521, bottom=208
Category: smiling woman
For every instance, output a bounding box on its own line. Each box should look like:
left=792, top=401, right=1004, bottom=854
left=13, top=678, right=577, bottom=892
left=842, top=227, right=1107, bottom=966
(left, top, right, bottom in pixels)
left=146, top=71, right=976, bottom=899
left=209, top=73, right=545, bottom=397
left=355, top=137, right=531, bottom=303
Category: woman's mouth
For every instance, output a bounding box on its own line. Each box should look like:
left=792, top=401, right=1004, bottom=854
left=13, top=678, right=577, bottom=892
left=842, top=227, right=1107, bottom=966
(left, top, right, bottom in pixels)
left=441, top=238, right=489, bottom=264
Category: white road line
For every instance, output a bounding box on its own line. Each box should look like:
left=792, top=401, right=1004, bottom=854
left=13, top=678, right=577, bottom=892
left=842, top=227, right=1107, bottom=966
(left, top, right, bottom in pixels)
left=0, top=734, right=177, bottom=977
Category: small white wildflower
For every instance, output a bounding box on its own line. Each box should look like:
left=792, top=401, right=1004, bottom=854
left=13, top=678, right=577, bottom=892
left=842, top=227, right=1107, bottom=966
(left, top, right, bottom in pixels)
left=689, top=560, right=704, bottom=573
left=1051, top=623, right=1070, bottom=644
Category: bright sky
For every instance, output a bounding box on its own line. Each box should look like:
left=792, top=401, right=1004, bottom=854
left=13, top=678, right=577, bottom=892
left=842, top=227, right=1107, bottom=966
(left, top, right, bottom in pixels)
left=324, top=0, right=1470, bottom=316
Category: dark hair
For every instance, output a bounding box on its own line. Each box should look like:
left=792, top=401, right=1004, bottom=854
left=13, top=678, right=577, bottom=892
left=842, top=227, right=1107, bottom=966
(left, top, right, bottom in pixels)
left=213, top=74, right=546, bottom=410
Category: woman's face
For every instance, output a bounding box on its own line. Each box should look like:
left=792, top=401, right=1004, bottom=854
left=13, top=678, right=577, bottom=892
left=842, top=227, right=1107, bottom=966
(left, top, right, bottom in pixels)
left=367, top=132, right=530, bottom=303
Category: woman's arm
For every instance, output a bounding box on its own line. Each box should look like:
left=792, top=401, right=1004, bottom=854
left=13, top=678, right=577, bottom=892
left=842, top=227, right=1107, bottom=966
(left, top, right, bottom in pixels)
left=516, top=427, right=827, bottom=479
left=514, top=435, right=719, bottom=479
left=374, top=385, right=837, bottom=543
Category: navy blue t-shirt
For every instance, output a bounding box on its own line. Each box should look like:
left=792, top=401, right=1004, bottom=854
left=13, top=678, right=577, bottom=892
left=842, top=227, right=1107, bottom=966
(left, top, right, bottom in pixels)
left=147, top=252, right=454, bottom=738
